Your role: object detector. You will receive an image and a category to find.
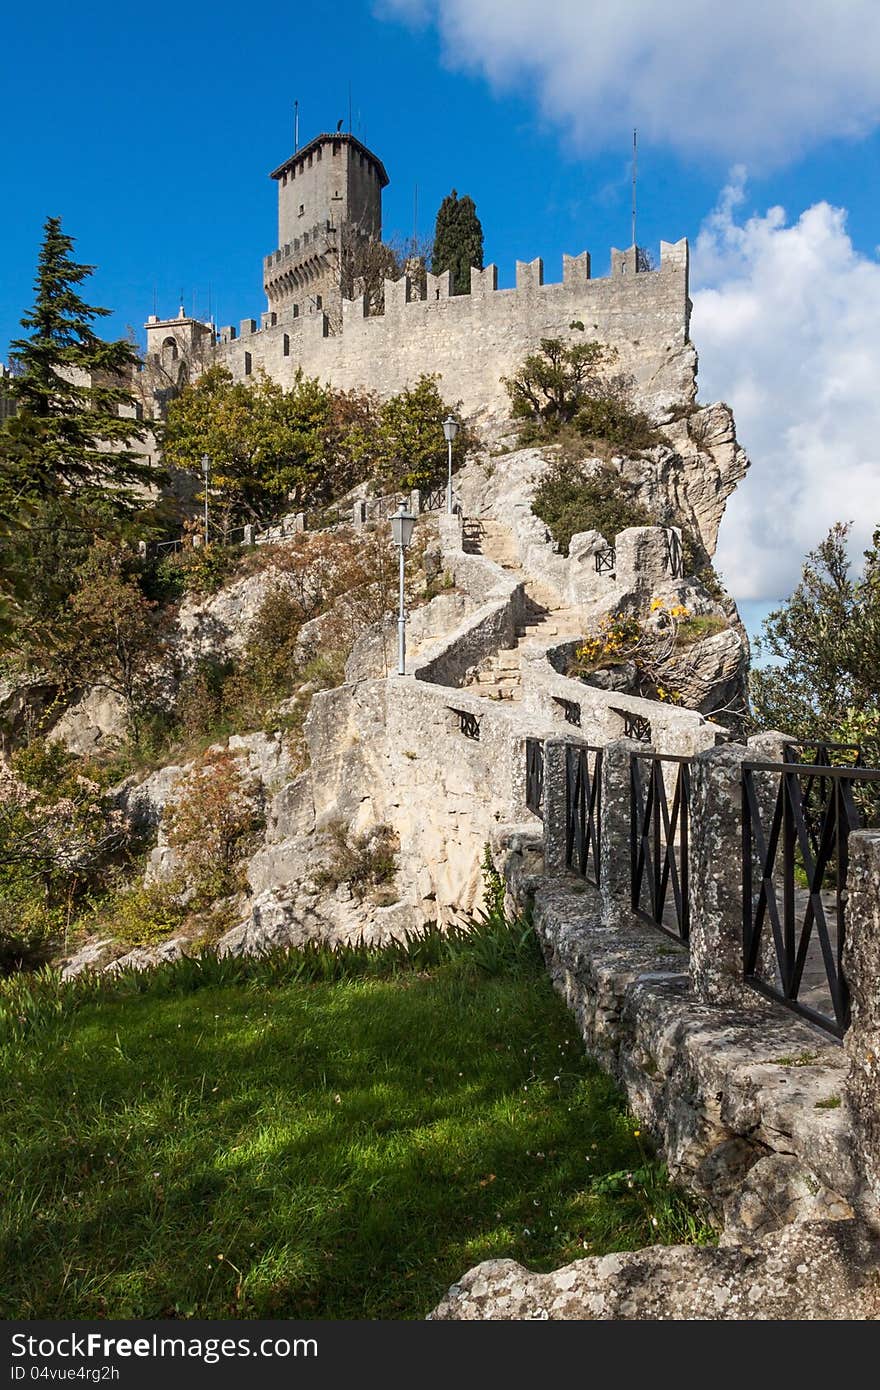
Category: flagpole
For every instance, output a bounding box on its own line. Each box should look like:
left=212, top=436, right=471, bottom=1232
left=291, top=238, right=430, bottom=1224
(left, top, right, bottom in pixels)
left=632, top=128, right=637, bottom=250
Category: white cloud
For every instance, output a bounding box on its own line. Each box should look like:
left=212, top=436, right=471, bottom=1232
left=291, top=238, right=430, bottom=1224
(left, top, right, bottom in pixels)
left=379, top=0, right=880, bottom=163
left=691, top=176, right=880, bottom=598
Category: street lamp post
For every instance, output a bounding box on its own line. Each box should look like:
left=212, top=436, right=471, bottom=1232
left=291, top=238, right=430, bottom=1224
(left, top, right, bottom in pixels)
left=442, top=415, right=459, bottom=514
left=390, top=502, right=416, bottom=676
left=201, top=454, right=210, bottom=545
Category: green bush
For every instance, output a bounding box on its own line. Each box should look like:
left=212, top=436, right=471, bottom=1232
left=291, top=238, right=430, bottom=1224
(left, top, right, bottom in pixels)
left=0, top=896, right=61, bottom=975
left=97, top=880, right=189, bottom=948
left=532, top=460, right=655, bottom=555
left=153, top=542, right=238, bottom=599
left=575, top=391, right=662, bottom=452
left=504, top=338, right=663, bottom=453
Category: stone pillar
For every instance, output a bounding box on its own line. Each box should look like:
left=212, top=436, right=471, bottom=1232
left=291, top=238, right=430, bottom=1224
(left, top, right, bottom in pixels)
left=192, top=535, right=202, bottom=549
left=843, top=830, right=880, bottom=1230
left=689, top=743, right=752, bottom=1006
left=137, top=540, right=148, bottom=560
left=599, top=739, right=641, bottom=925
left=748, top=730, right=796, bottom=762
left=438, top=511, right=464, bottom=557
left=542, top=739, right=571, bottom=877
left=243, top=523, right=254, bottom=547
left=410, top=489, right=422, bottom=516
left=294, top=512, right=305, bottom=533
left=353, top=500, right=367, bottom=528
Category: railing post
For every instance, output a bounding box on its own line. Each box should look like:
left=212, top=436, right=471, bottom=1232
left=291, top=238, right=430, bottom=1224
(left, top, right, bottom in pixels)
left=243, top=523, right=254, bottom=547
left=410, top=488, right=422, bottom=516
left=688, top=743, right=753, bottom=1006
left=542, top=739, right=571, bottom=877
left=599, top=738, right=641, bottom=925
left=843, top=829, right=880, bottom=1230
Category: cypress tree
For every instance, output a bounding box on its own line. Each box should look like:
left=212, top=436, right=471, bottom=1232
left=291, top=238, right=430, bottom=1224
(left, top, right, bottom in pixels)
left=5, top=216, right=158, bottom=508
left=431, top=190, right=484, bottom=295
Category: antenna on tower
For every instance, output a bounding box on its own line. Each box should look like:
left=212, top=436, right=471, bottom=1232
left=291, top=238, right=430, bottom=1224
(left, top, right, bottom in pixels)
left=294, top=99, right=299, bottom=153
left=413, top=183, right=418, bottom=251
left=348, top=81, right=352, bottom=134
left=632, top=127, right=638, bottom=251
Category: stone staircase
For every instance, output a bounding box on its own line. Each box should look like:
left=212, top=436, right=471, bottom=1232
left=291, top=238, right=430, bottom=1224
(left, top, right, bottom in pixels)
left=462, top=517, right=521, bottom=568
left=465, top=583, right=585, bottom=704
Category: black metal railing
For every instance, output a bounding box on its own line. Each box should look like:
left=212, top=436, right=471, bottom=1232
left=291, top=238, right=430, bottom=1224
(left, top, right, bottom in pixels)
left=742, top=760, right=880, bottom=1038
left=783, top=740, right=863, bottom=768
left=780, top=740, right=867, bottom=862
left=449, top=707, right=481, bottom=740
left=526, top=738, right=545, bottom=818
left=554, top=697, right=582, bottom=727
left=565, top=744, right=604, bottom=884
left=422, top=486, right=462, bottom=514
left=664, top=528, right=684, bottom=578
left=595, top=546, right=616, bottom=575
left=631, top=752, right=692, bottom=942
left=613, top=708, right=651, bottom=742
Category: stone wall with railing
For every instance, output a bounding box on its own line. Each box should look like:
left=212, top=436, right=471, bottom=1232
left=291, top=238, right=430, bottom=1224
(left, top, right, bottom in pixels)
left=498, top=732, right=880, bottom=1233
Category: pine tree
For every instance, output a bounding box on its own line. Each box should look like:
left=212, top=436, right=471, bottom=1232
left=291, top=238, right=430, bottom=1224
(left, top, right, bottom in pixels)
left=4, top=216, right=157, bottom=508
left=431, top=190, right=484, bottom=295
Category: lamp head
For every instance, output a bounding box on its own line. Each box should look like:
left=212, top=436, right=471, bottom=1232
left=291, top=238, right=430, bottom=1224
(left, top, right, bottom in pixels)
left=390, top=502, right=416, bottom=551
left=201, top=454, right=210, bottom=476
left=442, top=415, right=459, bottom=444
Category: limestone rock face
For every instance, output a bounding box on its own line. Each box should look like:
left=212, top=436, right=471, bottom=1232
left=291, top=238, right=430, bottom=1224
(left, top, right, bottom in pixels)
left=175, top=565, right=292, bottom=670
left=654, top=627, right=748, bottom=718
left=218, top=883, right=416, bottom=957
left=619, top=403, right=749, bottom=558
left=719, top=1155, right=854, bottom=1247
left=429, top=1221, right=880, bottom=1320
left=0, top=675, right=58, bottom=753
left=48, top=687, right=128, bottom=756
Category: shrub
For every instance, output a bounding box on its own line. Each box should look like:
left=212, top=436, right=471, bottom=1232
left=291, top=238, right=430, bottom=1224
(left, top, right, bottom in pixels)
left=0, top=896, right=61, bottom=974
left=0, top=750, right=127, bottom=971
left=315, top=822, right=399, bottom=903
left=532, top=460, right=655, bottom=555
left=153, top=539, right=238, bottom=599
left=175, top=660, right=231, bottom=741
left=165, top=750, right=264, bottom=903
left=575, top=385, right=662, bottom=452
left=504, top=338, right=663, bottom=453
left=98, top=880, right=189, bottom=947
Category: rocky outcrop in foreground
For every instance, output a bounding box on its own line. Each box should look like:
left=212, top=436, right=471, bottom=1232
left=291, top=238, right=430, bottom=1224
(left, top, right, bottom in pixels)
left=429, top=1221, right=880, bottom=1320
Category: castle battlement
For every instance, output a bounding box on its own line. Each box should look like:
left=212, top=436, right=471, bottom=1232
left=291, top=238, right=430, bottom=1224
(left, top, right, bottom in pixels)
left=191, top=238, right=693, bottom=424
left=141, top=125, right=695, bottom=425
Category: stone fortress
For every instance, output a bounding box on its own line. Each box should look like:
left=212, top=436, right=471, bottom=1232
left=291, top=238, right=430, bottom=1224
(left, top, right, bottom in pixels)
left=54, top=127, right=880, bottom=1319
left=137, top=128, right=694, bottom=431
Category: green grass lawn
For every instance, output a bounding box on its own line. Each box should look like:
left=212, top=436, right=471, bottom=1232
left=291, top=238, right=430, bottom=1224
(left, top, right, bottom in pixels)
left=0, top=921, right=712, bottom=1319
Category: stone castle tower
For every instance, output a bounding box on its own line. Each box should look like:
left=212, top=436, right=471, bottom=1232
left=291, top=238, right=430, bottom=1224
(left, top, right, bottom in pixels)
left=263, top=132, right=389, bottom=325
left=142, top=131, right=389, bottom=383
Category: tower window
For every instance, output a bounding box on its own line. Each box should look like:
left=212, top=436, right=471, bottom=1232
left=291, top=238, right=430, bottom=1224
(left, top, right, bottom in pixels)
left=293, top=304, right=299, bottom=318
left=316, top=147, right=322, bottom=161
left=315, top=295, right=322, bottom=309
left=298, top=204, right=304, bottom=217
left=283, top=334, right=290, bottom=356
left=244, top=351, right=252, bottom=376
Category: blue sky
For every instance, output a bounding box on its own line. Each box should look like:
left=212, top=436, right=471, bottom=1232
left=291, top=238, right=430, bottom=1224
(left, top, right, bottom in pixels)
left=3, top=1, right=879, bottom=605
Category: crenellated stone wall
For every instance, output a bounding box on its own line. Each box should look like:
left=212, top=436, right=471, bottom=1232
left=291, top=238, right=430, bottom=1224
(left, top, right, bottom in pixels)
left=158, top=240, right=694, bottom=427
